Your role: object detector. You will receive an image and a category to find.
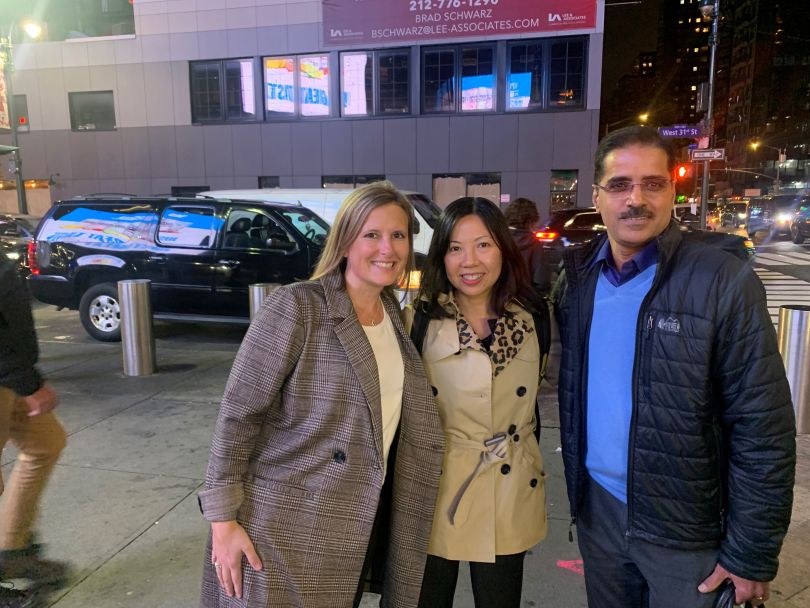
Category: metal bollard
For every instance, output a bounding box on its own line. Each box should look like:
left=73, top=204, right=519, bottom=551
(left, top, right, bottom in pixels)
left=118, top=279, right=156, bottom=377
left=777, top=304, right=810, bottom=434
left=249, top=283, right=280, bottom=320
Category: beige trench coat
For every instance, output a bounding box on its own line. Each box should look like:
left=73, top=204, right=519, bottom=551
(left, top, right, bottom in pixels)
left=199, top=271, right=444, bottom=608
left=406, top=300, right=547, bottom=563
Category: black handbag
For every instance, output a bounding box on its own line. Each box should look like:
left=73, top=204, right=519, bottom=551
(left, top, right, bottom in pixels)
left=714, top=580, right=766, bottom=608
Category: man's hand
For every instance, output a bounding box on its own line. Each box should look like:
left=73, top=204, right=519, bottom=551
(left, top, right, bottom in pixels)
left=699, top=563, right=769, bottom=605
left=23, top=384, right=59, bottom=416
left=210, top=520, right=263, bottom=599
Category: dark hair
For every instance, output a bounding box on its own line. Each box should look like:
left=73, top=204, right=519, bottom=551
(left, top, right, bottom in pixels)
left=416, top=197, right=543, bottom=318
left=503, top=197, right=540, bottom=230
left=594, top=126, right=676, bottom=184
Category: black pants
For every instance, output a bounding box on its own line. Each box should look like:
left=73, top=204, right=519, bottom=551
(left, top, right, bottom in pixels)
left=577, top=476, right=720, bottom=608
left=417, top=552, right=526, bottom=608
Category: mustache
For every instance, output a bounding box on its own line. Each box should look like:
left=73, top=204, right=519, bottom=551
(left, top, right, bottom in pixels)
left=619, top=206, right=653, bottom=220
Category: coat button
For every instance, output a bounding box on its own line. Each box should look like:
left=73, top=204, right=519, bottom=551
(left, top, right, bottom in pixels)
left=513, top=434, right=520, bottom=442
left=333, top=450, right=346, bottom=463
left=500, top=464, right=511, bottom=475
left=431, top=386, right=438, bottom=396
left=508, top=424, right=517, bottom=435
left=530, top=478, right=538, bottom=487
left=516, top=386, right=527, bottom=397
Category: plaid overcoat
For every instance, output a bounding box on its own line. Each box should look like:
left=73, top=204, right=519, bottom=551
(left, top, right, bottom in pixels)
left=199, top=270, right=444, bottom=608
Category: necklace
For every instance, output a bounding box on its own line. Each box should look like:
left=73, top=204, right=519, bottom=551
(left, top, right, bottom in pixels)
left=367, top=297, right=383, bottom=327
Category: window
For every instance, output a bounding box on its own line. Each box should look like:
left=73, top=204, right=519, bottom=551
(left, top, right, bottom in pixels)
left=508, top=43, right=543, bottom=110
left=322, top=175, right=385, bottom=189
left=6, top=0, right=135, bottom=42
left=549, top=170, right=578, bottom=212
left=422, top=45, right=495, bottom=114
left=264, top=54, right=331, bottom=118
left=549, top=40, right=585, bottom=107
left=258, top=176, right=280, bottom=189
left=339, top=49, right=411, bottom=117
left=68, top=91, right=116, bottom=131
left=511, top=37, right=590, bottom=111
left=190, top=59, right=257, bottom=123
left=221, top=209, right=294, bottom=250
left=379, top=51, right=410, bottom=114
left=157, top=206, right=219, bottom=248
left=432, top=173, right=501, bottom=208
left=277, top=209, right=329, bottom=246
left=171, top=186, right=210, bottom=197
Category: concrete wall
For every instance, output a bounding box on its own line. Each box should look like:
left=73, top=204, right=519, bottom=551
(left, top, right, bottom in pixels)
left=0, top=0, right=604, bottom=217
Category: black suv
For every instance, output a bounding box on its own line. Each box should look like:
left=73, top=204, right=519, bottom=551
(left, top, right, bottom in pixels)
left=28, top=196, right=329, bottom=341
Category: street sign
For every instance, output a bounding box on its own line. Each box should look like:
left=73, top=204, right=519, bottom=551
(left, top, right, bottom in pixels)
left=690, top=148, right=726, bottom=161
left=659, top=125, right=703, bottom=138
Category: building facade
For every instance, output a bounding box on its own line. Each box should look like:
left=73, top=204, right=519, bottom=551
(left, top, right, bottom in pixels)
left=0, top=0, right=605, bottom=217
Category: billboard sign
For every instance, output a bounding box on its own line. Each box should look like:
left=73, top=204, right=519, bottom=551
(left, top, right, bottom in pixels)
left=323, top=0, right=598, bottom=46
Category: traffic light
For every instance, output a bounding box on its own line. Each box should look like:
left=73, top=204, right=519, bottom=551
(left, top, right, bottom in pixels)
left=675, top=164, right=691, bottom=181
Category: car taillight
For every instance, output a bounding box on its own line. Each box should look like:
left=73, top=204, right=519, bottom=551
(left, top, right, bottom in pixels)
left=534, top=231, right=558, bottom=242
left=27, top=241, right=40, bottom=275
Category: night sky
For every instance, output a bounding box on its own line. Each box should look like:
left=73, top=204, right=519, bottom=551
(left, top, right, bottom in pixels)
left=601, top=0, right=661, bottom=100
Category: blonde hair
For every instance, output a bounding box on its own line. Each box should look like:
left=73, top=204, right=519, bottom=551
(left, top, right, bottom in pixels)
left=311, top=181, right=416, bottom=289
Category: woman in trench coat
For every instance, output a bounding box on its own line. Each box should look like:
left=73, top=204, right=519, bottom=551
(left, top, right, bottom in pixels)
left=198, top=181, right=444, bottom=608
left=407, top=197, right=549, bottom=608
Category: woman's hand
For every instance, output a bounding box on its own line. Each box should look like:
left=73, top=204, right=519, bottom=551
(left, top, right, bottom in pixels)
left=210, top=520, right=263, bottom=599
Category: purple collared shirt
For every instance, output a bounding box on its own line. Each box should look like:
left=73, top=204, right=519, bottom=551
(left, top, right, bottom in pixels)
left=591, top=238, right=658, bottom=287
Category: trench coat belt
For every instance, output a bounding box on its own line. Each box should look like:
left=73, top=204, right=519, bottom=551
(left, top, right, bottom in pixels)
left=445, top=420, right=535, bottom=525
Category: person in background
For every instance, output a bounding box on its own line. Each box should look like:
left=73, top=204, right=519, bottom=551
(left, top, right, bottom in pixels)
left=199, top=181, right=444, bottom=608
left=407, top=197, right=550, bottom=608
left=502, top=197, right=547, bottom=293
left=553, top=126, right=795, bottom=607
left=0, top=258, right=68, bottom=608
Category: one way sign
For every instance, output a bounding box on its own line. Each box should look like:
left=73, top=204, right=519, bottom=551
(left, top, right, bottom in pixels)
left=690, top=148, right=725, bottom=161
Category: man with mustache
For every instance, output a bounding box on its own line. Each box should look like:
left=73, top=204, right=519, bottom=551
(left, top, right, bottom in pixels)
left=552, top=126, right=795, bottom=607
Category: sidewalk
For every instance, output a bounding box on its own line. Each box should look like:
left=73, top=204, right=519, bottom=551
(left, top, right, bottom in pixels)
left=1, top=305, right=807, bottom=607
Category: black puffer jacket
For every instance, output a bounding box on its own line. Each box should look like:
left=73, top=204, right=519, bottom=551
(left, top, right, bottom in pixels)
left=554, top=221, right=795, bottom=582
left=0, top=258, right=42, bottom=396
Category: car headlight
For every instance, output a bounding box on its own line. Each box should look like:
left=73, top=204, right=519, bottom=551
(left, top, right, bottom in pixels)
left=5, top=251, right=20, bottom=260
left=738, top=213, right=746, bottom=219
left=777, top=213, right=792, bottom=223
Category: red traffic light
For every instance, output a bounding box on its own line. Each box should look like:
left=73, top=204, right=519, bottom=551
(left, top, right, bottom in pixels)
left=675, top=164, right=689, bottom=180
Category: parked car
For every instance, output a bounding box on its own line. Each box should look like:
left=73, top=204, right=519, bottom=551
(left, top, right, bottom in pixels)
left=0, top=215, right=34, bottom=277
left=533, top=208, right=606, bottom=291
left=747, top=194, right=809, bottom=238
left=790, top=199, right=810, bottom=244
left=532, top=206, right=754, bottom=291
left=28, top=196, right=329, bottom=341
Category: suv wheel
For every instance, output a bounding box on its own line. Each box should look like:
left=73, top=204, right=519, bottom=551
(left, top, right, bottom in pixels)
left=79, top=283, right=122, bottom=342
left=791, top=225, right=806, bottom=244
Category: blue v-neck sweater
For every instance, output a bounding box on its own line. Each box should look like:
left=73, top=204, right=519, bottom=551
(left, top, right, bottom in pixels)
left=586, top=263, right=657, bottom=504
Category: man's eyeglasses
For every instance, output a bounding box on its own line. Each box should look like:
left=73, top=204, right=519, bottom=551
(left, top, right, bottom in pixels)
left=594, top=179, right=672, bottom=195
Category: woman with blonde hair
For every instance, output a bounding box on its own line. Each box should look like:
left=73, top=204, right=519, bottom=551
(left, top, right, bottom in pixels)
left=199, top=181, right=444, bottom=607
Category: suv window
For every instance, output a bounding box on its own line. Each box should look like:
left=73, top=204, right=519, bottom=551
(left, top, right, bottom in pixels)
left=221, top=208, right=297, bottom=250
left=157, top=206, right=219, bottom=248
left=277, top=208, right=329, bottom=246
left=566, top=212, right=604, bottom=230
left=39, top=204, right=159, bottom=250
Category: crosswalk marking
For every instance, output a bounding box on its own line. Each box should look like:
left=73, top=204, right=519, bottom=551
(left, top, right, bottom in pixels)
left=755, top=252, right=810, bottom=266
left=754, top=268, right=810, bottom=326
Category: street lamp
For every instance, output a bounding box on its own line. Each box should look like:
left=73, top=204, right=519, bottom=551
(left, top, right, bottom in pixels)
left=1, top=19, right=42, bottom=215
left=697, top=0, right=719, bottom=229
left=749, top=141, right=786, bottom=194
left=604, top=112, right=650, bottom=136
